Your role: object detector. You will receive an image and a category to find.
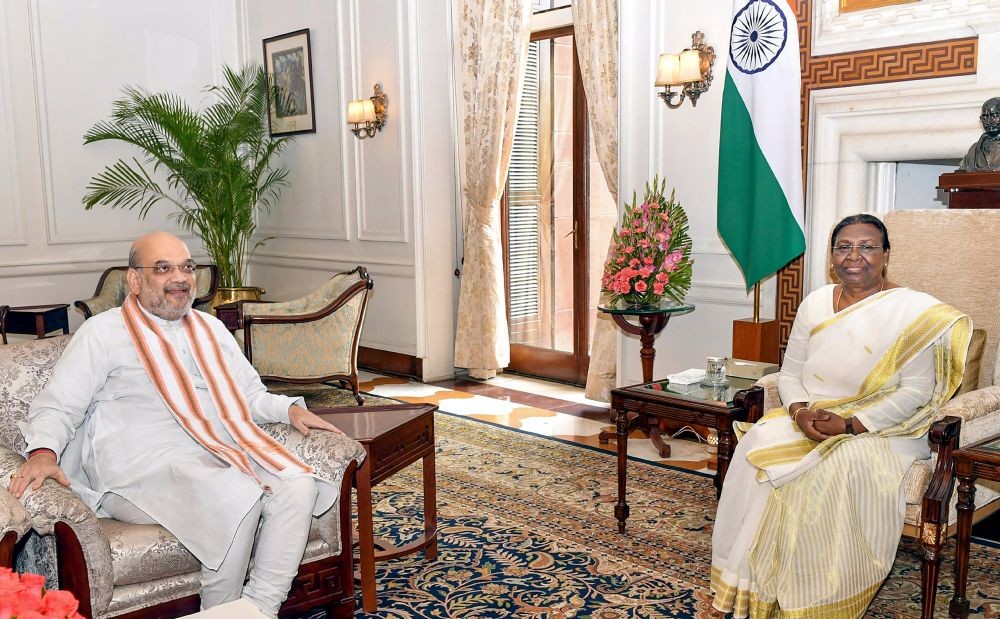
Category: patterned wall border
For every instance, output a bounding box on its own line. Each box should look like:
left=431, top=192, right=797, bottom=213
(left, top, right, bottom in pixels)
left=775, top=0, right=978, bottom=352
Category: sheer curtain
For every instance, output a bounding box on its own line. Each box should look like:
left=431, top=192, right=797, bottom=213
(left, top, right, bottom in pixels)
left=574, top=0, right=619, bottom=401
left=453, top=0, right=532, bottom=380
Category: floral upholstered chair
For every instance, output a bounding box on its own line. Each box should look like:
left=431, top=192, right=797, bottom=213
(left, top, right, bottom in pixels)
left=0, top=477, right=31, bottom=568
left=744, top=209, right=1000, bottom=618
left=238, top=267, right=374, bottom=405
left=74, top=265, right=219, bottom=319
left=0, top=335, right=366, bottom=619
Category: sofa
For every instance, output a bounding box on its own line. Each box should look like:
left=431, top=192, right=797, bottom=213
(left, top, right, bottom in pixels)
left=0, top=335, right=366, bottom=618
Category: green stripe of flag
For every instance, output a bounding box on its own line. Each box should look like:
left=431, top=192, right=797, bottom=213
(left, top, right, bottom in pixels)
left=717, top=73, right=805, bottom=291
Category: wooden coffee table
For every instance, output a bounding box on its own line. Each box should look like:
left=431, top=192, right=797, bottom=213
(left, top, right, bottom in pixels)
left=610, top=378, right=763, bottom=533
left=315, top=404, right=438, bottom=613
left=949, top=432, right=1000, bottom=618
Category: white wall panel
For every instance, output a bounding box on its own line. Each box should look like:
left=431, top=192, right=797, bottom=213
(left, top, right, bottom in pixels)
left=0, top=1, right=26, bottom=246
left=251, top=2, right=349, bottom=241
left=352, top=0, right=410, bottom=243
left=31, top=0, right=238, bottom=244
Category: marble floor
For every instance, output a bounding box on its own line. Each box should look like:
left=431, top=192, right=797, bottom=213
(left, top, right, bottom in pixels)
left=358, top=370, right=718, bottom=476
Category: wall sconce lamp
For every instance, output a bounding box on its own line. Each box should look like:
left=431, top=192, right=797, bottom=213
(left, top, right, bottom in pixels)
left=655, top=31, right=715, bottom=109
left=347, top=83, right=387, bottom=140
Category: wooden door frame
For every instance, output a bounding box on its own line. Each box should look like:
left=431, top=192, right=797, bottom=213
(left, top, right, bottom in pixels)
left=503, top=26, right=591, bottom=385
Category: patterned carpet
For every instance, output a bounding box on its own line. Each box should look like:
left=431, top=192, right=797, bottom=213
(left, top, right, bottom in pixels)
left=289, top=408, right=1000, bottom=618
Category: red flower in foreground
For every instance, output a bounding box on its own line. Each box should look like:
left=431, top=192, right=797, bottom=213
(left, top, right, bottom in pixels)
left=0, top=568, right=84, bottom=619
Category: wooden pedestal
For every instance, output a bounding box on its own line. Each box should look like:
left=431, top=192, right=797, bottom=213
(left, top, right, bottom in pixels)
left=939, top=171, right=1000, bottom=209
left=732, top=318, right=779, bottom=364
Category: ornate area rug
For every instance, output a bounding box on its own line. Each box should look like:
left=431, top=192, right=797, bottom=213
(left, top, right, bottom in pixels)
left=328, top=412, right=1000, bottom=618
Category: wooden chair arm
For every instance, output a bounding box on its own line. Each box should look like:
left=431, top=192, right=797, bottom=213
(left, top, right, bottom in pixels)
left=733, top=386, right=764, bottom=424
left=919, top=415, right=962, bottom=552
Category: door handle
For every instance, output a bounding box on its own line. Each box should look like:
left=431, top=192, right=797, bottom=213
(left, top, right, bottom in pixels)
left=563, top=222, right=578, bottom=250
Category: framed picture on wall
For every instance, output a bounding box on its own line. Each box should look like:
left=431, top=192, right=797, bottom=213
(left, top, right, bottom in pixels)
left=262, top=28, right=316, bottom=136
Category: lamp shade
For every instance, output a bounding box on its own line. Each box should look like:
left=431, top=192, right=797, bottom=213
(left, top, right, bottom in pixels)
left=678, top=49, right=703, bottom=83
left=655, top=53, right=680, bottom=86
left=347, top=99, right=377, bottom=124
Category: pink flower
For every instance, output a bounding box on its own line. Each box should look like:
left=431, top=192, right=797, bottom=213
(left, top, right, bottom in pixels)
left=624, top=246, right=635, bottom=253
left=628, top=258, right=639, bottom=267
left=642, top=257, right=654, bottom=265
left=653, top=282, right=665, bottom=295
left=617, top=256, right=625, bottom=265
left=639, top=267, right=653, bottom=278
left=655, top=272, right=669, bottom=282
left=634, top=280, right=647, bottom=292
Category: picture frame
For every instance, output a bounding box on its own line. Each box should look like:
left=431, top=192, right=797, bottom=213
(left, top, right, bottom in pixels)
left=262, top=28, right=316, bottom=136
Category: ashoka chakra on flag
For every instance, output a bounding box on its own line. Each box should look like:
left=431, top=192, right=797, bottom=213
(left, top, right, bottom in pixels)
left=730, top=0, right=788, bottom=75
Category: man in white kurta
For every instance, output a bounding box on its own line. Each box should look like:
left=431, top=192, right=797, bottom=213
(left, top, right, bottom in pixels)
left=9, top=232, right=344, bottom=617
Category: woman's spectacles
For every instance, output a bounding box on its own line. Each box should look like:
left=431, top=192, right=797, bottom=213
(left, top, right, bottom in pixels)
left=832, top=244, right=883, bottom=256
left=133, top=262, right=198, bottom=275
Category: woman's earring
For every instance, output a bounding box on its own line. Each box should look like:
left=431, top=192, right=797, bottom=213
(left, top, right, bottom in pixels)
left=882, top=262, right=888, bottom=277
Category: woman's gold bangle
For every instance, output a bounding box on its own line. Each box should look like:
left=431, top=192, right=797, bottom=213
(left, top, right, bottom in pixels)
left=791, top=407, right=807, bottom=423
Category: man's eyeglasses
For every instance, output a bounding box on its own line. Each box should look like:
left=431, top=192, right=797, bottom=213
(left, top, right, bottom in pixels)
left=133, top=262, right=198, bottom=275
left=832, top=244, right=883, bottom=257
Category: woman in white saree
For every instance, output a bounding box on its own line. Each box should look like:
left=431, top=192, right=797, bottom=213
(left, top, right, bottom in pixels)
left=710, top=214, right=971, bottom=618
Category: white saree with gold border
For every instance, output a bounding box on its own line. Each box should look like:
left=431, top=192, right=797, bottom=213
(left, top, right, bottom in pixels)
left=710, top=286, right=971, bottom=618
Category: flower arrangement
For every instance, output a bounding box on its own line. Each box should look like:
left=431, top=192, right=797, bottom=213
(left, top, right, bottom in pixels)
left=0, top=568, right=84, bottom=618
left=601, top=176, right=693, bottom=307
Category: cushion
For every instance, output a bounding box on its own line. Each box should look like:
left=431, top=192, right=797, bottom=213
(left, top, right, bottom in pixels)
left=957, top=328, right=987, bottom=396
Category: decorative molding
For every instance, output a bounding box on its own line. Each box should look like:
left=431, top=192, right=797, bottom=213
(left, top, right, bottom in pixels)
left=355, top=2, right=411, bottom=244
left=806, top=37, right=978, bottom=91
left=252, top=250, right=415, bottom=278
left=805, top=84, right=988, bottom=292
left=839, top=0, right=917, bottom=14
left=815, top=0, right=1000, bottom=57
left=0, top=1, right=26, bottom=246
left=685, top=280, right=757, bottom=307
left=358, top=346, right=423, bottom=380
left=867, top=161, right=897, bottom=215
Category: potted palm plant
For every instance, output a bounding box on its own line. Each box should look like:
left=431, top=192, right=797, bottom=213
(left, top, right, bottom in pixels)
left=82, top=63, right=293, bottom=302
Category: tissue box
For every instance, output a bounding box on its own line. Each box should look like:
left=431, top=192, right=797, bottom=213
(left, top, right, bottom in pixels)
left=726, top=358, right=779, bottom=380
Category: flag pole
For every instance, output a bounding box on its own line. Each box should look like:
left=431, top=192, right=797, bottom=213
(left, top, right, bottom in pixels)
left=753, top=282, right=760, bottom=323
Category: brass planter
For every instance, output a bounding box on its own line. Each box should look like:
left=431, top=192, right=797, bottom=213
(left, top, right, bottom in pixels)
left=210, top=286, right=265, bottom=315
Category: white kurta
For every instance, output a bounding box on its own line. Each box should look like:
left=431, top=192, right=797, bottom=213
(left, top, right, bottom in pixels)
left=21, top=306, right=314, bottom=569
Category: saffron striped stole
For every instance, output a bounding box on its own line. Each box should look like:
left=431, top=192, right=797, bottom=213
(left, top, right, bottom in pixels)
left=121, top=294, right=312, bottom=480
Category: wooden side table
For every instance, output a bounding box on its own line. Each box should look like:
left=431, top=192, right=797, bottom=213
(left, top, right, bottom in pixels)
left=610, top=378, right=763, bottom=533
left=949, top=433, right=1000, bottom=618
left=315, top=404, right=438, bottom=613
left=597, top=300, right=695, bottom=457
left=2, top=304, right=70, bottom=342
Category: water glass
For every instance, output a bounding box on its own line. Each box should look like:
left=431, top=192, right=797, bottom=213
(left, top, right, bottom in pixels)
left=705, top=356, right=728, bottom=386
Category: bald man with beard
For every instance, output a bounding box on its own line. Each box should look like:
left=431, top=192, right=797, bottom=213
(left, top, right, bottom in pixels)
left=10, top=232, right=348, bottom=618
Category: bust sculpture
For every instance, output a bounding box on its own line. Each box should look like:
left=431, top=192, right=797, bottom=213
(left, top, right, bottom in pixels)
left=958, top=97, right=1000, bottom=172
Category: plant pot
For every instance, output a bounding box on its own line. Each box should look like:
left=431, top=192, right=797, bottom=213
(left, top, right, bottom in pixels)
left=210, top=286, right=265, bottom=315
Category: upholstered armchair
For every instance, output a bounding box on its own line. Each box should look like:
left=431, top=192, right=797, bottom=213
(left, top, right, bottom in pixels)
left=0, top=470, right=32, bottom=568
left=236, top=267, right=374, bottom=406
left=742, top=209, right=1000, bottom=618
left=75, top=265, right=219, bottom=319
left=0, top=335, right=366, bottom=619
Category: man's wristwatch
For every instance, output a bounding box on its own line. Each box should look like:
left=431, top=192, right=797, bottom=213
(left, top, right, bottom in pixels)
left=845, top=417, right=855, bottom=435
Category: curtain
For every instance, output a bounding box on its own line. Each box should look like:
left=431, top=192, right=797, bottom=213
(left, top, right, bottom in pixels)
left=453, top=0, right=532, bottom=380
left=574, top=0, right=619, bottom=401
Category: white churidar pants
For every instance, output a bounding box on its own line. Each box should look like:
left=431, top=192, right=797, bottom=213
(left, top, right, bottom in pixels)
left=101, top=469, right=318, bottom=619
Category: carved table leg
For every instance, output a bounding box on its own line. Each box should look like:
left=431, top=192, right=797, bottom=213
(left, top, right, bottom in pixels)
left=949, top=473, right=976, bottom=618
left=615, top=409, right=632, bottom=534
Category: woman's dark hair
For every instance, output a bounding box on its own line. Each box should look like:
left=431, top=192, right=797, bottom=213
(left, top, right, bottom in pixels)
left=830, top=213, right=890, bottom=251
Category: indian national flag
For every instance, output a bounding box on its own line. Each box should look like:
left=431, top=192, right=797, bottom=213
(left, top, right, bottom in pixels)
left=717, top=0, right=805, bottom=290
